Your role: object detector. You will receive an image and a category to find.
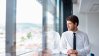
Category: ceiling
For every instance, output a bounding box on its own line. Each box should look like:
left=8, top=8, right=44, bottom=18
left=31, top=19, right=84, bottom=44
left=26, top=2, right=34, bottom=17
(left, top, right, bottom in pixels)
left=37, top=0, right=55, bottom=15
left=79, top=0, right=99, bottom=13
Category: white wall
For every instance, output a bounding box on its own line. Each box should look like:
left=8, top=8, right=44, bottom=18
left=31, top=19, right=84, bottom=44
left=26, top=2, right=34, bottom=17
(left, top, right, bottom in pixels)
left=75, top=13, right=87, bottom=33
left=87, top=13, right=99, bottom=56
left=73, top=4, right=99, bottom=56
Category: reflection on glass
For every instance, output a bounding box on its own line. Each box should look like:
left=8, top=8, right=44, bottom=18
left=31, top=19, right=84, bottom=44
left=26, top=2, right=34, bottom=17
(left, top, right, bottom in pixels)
left=46, top=12, right=60, bottom=55
left=0, top=0, right=6, bottom=56
left=16, top=0, right=42, bottom=56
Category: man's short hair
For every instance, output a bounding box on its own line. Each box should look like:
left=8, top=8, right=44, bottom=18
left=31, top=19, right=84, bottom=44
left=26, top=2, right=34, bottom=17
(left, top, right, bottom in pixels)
left=66, top=15, right=79, bottom=26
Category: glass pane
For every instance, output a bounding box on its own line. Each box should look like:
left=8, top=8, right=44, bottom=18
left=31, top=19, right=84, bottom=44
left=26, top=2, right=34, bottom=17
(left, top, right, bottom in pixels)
left=0, top=0, right=6, bottom=56
left=47, top=12, right=54, bottom=31
left=43, top=0, right=60, bottom=55
left=16, top=0, right=42, bottom=56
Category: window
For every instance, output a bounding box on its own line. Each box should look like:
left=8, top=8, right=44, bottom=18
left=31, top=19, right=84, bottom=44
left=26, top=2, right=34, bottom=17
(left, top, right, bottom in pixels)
left=16, top=0, right=42, bottom=55
left=0, top=0, right=6, bottom=56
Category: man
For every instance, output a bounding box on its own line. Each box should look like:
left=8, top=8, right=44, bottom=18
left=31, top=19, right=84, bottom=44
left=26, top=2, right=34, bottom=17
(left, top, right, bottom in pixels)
left=60, top=15, right=90, bottom=56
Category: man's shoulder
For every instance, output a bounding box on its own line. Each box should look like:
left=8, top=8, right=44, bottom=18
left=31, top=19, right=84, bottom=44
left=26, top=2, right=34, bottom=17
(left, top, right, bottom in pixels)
left=62, top=31, right=71, bottom=35
left=78, top=30, right=87, bottom=35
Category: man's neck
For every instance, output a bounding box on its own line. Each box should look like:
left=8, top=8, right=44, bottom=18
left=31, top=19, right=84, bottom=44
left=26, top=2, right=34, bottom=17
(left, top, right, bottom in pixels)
left=73, top=28, right=78, bottom=32
left=68, top=27, right=78, bottom=32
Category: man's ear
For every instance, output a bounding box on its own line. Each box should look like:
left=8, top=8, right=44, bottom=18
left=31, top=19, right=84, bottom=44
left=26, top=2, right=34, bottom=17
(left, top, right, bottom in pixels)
left=75, top=23, right=77, bottom=26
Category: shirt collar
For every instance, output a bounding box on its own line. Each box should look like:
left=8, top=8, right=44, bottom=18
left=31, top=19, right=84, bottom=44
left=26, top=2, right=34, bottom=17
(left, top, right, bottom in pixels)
left=68, top=30, right=79, bottom=34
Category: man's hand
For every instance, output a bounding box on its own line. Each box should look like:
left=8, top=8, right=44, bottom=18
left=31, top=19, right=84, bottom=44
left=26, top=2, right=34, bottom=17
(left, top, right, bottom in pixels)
left=67, top=49, right=78, bottom=56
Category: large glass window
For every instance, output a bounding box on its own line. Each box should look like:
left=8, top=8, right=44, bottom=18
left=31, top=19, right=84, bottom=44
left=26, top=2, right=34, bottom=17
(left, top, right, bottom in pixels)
left=16, top=0, right=42, bottom=56
left=16, top=0, right=60, bottom=56
left=0, top=0, right=6, bottom=56
left=0, top=0, right=59, bottom=56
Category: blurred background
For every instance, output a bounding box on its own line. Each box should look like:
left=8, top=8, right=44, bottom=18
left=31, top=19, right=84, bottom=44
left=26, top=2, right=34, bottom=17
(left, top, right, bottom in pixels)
left=0, top=0, right=99, bottom=56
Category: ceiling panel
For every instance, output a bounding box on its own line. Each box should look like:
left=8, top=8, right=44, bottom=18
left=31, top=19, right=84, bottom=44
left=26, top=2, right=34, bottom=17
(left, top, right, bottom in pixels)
left=79, top=0, right=99, bottom=13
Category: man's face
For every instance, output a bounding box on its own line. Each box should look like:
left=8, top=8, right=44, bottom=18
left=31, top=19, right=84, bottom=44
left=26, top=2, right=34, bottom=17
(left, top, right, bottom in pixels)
left=67, top=21, right=77, bottom=31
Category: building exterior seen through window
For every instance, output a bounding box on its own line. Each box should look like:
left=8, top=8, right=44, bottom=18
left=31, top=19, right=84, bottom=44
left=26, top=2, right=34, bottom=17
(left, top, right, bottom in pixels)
left=0, top=0, right=6, bottom=56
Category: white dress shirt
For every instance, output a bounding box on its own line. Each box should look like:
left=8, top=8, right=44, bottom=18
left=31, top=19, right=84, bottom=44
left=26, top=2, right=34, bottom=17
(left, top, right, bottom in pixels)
left=46, top=30, right=60, bottom=54
left=60, top=30, right=90, bottom=56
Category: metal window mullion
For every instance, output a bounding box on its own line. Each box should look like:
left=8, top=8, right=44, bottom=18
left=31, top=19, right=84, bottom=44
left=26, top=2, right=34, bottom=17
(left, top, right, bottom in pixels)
left=6, top=0, right=16, bottom=56
left=59, top=0, right=62, bottom=35
left=42, top=0, right=48, bottom=50
left=54, top=0, right=57, bottom=32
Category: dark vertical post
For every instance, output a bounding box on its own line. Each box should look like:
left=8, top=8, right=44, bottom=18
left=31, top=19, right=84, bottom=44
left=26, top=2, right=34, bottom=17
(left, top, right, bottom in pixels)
left=6, top=0, right=16, bottom=56
left=42, top=0, right=48, bottom=50
left=63, top=0, right=73, bottom=32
